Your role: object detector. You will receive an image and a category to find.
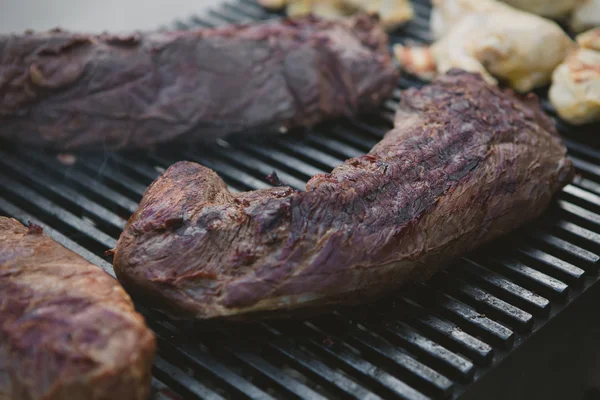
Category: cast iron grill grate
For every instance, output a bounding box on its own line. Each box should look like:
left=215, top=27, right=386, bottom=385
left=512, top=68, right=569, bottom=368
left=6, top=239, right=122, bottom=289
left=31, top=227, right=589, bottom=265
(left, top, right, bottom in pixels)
left=2, top=1, right=600, bottom=399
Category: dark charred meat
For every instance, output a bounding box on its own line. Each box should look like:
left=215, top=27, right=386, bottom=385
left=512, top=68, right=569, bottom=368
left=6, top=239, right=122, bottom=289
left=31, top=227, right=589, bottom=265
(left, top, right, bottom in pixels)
left=113, top=70, right=574, bottom=320
left=0, top=14, right=397, bottom=150
left=0, top=217, right=156, bottom=400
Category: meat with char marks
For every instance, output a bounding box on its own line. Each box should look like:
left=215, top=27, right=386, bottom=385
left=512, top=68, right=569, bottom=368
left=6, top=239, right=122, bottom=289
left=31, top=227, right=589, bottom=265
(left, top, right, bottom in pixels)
left=113, top=70, right=574, bottom=320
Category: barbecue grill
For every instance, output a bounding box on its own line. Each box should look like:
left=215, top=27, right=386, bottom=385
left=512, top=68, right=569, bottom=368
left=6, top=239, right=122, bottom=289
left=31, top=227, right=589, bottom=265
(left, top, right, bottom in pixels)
left=2, top=1, right=600, bottom=399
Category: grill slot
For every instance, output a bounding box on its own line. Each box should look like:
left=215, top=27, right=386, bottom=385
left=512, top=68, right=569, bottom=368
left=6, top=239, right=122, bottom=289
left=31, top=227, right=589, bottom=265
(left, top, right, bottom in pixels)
left=153, top=356, right=226, bottom=400
left=462, top=261, right=552, bottom=315
left=0, top=150, right=126, bottom=233
left=18, top=149, right=140, bottom=214
left=2, top=0, right=600, bottom=399
left=409, top=287, right=515, bottom=349
left=0, top=173, right=117, bottom=250
left=352, top=316, right=475, bottom=383
left=411, top=312, right=493, bottom=365
left=269, top=320, right=433, bottom=400
left=436, top=277, right=534, bottom=332
left=253, top=324, right=382, bottom=400
left=487, top=257, right=570, bottom=300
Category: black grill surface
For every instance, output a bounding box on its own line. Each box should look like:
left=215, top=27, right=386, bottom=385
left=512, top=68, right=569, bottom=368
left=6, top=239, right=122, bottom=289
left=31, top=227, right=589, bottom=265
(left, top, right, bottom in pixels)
left=2, top=1, right=600, bottom=399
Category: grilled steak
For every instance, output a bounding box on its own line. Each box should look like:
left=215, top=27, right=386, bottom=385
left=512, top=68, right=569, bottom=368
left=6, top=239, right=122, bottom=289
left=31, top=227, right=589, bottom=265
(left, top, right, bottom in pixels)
left=0, top=217, right=156, bottom=400
left=0, top=14, right=397, bottom=150
left=113, top=70, right=574, bottom=320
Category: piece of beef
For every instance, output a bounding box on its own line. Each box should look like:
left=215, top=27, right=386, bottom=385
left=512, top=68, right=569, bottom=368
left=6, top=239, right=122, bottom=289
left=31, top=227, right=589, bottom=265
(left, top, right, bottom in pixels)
left=0, top=217, right=156, bottom=400
left=0, top=14, right=397, bottom=150
left=113, top=70, right=574, bottom=320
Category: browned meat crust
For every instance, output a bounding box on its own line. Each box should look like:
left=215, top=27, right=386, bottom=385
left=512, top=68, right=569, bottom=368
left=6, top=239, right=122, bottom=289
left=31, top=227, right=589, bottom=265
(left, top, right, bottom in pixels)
left=0, top=14, right=397, bottom=150
left=0, top=217, right=156, bottom=400
left=113, top=70, right=574, bottom=320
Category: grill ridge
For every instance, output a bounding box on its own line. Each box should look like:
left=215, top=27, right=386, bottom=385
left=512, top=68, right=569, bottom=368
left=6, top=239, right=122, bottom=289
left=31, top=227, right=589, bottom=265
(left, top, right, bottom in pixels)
left=1, top=0, right=600, bottom=399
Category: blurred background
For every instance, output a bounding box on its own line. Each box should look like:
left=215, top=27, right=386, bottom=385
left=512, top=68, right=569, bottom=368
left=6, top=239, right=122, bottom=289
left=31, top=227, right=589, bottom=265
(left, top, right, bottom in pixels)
left=0, top=0, right=222, bottom=33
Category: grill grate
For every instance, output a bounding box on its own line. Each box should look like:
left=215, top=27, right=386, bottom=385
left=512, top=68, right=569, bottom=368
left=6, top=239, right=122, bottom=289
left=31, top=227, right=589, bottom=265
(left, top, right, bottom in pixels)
left=2, top=1, right=600, bottom=399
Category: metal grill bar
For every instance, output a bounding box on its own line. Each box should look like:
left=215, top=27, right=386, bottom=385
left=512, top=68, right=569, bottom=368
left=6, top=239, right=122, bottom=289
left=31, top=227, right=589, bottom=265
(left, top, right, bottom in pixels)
left=153, top=356, right=226, bottom=400
left=18, top=149, right=140, bottom=214
left=412, top=313, right=493, bottom=365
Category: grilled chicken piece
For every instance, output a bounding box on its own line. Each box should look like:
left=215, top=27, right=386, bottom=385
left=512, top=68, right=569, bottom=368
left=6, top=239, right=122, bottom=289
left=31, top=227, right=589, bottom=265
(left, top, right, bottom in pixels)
left=0, top=217, right=156, bottom=400
left=395, top=0, right=574, bottom=92
left=113, top=70, right=573, bottom=320
left=550, top=28, right=600, bottom=125
left=570, top=0, right=600, bottom=32
left=258, top=0, right=414, bottom=30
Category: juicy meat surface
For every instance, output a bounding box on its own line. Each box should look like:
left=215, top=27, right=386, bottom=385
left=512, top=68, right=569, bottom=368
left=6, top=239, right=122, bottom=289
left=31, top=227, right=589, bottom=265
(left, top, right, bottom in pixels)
left=0, top=217, right=156, bottom=400
left=0, top=14, right=397, bottom=150
left=113, top=70, right=574, bottom=320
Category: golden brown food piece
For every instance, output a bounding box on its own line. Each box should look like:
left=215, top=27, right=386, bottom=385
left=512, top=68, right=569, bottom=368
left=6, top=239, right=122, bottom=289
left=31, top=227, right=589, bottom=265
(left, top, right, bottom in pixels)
left=550, top=28, right=600, bottom=125
left=395, top=0, right=574, bottom=92
left=259, top=0, right=287, bottom=9
left=258, top=0, right=414, bottom=30
left=0, top=217, right=156, bottom=400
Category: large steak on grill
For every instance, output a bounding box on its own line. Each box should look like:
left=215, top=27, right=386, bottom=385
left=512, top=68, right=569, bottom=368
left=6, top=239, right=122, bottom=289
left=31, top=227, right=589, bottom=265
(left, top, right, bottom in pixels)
left=0, top=14, right=397, bottom=150
left=113, top=70, right=574, bottom=319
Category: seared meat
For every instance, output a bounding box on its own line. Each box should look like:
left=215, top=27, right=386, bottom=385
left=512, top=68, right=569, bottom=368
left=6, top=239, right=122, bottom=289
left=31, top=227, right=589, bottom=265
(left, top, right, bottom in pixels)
left=113, top=70, right=573, bottom=320
left=550, top=28, right=600, bottom=125
left=0, top=14, right=397, bottom=150
left=396, top=0, right=574, bottom=92
left=0, top=217, right=156, bottom=400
